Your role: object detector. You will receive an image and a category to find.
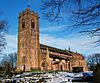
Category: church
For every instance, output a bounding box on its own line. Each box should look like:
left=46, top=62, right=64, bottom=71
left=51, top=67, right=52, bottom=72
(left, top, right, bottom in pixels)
left=17, top=7, right=88, bottom=72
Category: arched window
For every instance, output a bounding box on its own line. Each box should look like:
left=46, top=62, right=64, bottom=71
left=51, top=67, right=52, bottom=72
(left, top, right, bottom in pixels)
left=22, top=19, right=25, bottom=28
left=31, top=19, right=34, bottom=29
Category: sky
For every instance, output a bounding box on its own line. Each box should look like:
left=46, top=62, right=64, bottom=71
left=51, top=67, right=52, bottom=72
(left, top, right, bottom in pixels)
left=0, top=0, right=100, bottom=56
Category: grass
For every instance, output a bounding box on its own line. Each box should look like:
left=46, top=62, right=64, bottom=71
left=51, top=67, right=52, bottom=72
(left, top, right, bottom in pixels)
left=31, top=70, right=70, bottom=74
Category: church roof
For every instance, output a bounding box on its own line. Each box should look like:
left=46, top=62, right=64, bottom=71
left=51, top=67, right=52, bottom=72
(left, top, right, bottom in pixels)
left=40, top=44, right=71, bottom=55
left=40, top=44, right=83, bottom=60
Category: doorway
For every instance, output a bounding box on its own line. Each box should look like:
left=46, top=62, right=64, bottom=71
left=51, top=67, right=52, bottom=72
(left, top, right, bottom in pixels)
left=60, top=65, right=63, bottom=71
left=73, top=67, right=83, bottom=72
left=23, top=65, right=25, bottom=71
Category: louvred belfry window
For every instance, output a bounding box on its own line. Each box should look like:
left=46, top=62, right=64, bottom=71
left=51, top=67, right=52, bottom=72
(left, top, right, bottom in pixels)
left=31, top=19, right=34, bottom=30
left=22, top=19, right=25, bottom=28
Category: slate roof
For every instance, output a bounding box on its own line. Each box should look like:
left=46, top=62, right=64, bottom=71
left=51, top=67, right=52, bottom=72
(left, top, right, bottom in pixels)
left=40, top=44, right=71, bottom=55
left=40, top=44, right=83, bottom=59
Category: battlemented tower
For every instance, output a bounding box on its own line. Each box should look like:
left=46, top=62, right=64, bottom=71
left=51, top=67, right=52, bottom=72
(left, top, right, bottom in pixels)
left=17, top=7, right=40, bottom=71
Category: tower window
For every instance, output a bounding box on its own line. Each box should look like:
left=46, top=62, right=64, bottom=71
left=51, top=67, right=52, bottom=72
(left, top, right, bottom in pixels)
left=31, top=19, right=34, bottom=29
left=22, top=19, right=25, bottom=28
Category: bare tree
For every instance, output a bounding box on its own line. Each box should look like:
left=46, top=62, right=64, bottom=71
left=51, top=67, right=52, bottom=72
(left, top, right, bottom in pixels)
left=3, top=61, right=11, bottom=75
left=87, top=53, right=100, bottom=70
left=8, top=52, right=17, bottom=69
left=0, top=12, right=8, bottom=53
left=41, top=0, right=100, bottom=44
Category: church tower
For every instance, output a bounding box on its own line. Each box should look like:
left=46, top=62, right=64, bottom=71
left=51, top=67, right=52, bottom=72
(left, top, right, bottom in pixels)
left=17, top=7, right=40, bottom=71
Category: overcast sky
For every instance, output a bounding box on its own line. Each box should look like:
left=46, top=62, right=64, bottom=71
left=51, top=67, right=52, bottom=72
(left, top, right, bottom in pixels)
left=0, top=0, right=100, bottom=56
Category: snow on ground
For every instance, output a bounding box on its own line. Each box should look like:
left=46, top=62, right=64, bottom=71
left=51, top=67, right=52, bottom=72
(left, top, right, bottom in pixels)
left=0, top=71, right=93, bottom=83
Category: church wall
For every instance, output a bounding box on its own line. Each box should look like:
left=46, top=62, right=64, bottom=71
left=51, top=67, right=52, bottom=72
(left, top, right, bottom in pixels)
left=40, top=48, right=88, bottom=72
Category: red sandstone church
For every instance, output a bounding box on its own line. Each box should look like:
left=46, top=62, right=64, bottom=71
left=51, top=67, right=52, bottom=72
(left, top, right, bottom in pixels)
left=17, top=7, right=88, bottom=72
